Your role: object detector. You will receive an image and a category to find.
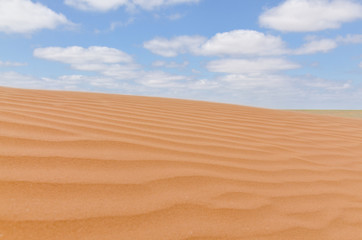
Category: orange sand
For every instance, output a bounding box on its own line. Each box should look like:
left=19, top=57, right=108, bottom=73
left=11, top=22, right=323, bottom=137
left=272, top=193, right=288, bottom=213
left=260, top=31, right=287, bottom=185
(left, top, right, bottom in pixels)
left=1, top=86, right=362, bottom=240
left=291, top=110, right=362, bottom=120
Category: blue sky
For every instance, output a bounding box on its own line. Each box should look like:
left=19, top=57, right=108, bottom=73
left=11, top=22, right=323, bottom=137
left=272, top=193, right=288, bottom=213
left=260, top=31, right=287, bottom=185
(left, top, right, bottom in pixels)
left=0, top=0, right=362, bottom=109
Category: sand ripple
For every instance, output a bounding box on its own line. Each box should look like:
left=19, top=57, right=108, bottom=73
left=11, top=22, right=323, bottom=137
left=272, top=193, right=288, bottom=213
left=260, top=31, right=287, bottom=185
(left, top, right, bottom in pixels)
left=1, top=87, right=362, bottom=239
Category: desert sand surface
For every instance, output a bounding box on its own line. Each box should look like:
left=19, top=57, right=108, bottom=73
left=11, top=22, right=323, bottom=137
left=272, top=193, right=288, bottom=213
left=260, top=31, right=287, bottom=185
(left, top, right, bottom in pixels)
left=291, top=110, right=362, bottom=120
left=1, top=86, right=362, bottom=240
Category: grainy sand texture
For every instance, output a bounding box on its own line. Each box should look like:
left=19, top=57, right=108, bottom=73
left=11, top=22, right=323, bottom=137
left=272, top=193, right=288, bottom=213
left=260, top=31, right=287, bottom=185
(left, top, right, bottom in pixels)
left=1, top=86, right=362, bottom=240
left=292, top=110, right=362, bottom=120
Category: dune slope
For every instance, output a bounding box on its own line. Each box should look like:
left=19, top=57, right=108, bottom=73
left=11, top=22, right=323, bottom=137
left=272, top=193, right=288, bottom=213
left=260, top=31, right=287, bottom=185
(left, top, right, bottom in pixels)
left=1, top=87, right=362, bottom=240
left=291, top=110, right=362, bottom=119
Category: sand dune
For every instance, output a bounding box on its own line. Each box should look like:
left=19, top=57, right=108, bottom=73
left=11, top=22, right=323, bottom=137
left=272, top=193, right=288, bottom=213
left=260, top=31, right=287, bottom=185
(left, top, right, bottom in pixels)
left=1, top=86, right=362, bottom=240
left=292, top=110, right=362, bottom=119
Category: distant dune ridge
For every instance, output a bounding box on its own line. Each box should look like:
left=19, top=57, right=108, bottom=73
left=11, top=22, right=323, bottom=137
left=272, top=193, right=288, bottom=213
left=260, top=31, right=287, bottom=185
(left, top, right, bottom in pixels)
left=1, top=86, right=362, bottom=240
left=292, top=110, right=362, bottom=120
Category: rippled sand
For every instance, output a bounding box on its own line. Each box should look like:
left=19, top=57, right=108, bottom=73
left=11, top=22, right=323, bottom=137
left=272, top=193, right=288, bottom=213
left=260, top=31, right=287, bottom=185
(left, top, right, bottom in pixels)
left=1, top=87, right=362, bottom=240
left=292, top=110, right=362, bottom=119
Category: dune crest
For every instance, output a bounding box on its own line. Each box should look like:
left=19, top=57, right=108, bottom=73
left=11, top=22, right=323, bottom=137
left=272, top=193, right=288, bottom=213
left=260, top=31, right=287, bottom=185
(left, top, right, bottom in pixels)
left=1, top=87, right=362, bottom=240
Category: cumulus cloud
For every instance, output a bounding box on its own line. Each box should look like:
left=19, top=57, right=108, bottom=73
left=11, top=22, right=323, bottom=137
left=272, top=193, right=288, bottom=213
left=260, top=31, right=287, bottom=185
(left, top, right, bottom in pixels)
left=294, top=39, right=338, bottom=54
left=188, top=79, right=220, bottom=90
left=132, top=0, right=199, bottom=11
left=336, top=34, right=362, bottom=44
left=99, top=63, right=141, bottom=79
left=206, top=58, right=300, bottom=74
left=34, top=46, right=142, bottom=81
left=51, top=75, right=121, bottom=89
left=259, top=0, right=362, bottom=32
left=152, top=60, right=189, bottom=68
left=0, top=0, right=72, bottom=34
left=219, top=73, right=290, bottom=89
left=137, top=71, right=188, bottom=88
left=217, top=71, right=352, bottom=93
left=109, top=18, right=135, bottom=31
left=145, top=29, right=359, bottom=58
left=167, top=13, right=184, bottom=20
left=0, top=70, right=186, bottom=92
left=64, top=0, right=199, bottom=12
left=0, top=71, right=43, bottom=89
left=33, top=45, right=191, bottom=88
left=64, top=0, right=127, bottom=11
left=198, top=30, right=287, bottom=56
left=300, top=76, right=351, bottom=90
left=0, top=60, right=26, bottom=67
left=34, top=46, right=133, bottom=65
left=206, top=58, right=300, bottom=90
left=144, top=30, right=287, bottom=57
left=143, top=36, right=206, bottom=57
left=291, top=34, right=362, bottom=55
left=0, top=71, right=129, bottom=91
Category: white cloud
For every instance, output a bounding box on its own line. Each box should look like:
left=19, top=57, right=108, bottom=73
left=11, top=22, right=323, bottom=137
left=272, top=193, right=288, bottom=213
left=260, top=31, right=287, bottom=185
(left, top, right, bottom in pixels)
left=64, top=0, right=199, bottom=12
left=0, top=70, right=188, bottom=93
left=1, top=69, right=358, bottom=109
left=336, top=34, right=362, bottom=44
left=0, top=71, right=128, bottom=91
left=206, top=57, right=300, bottom=90
left=198, top=30, right=287, bottom=56
left=152, top=60, right=189, bottom=68
left=167, top=13, right=184, bottom=20
left=152, top=61, right=168, bottom=67
left=300, top=76, right=351, bottom=90
left=217, top=72, right=352, bottom=93
left=53, top=75, right=121, bottom=89
left=64, top=0, right=127, bottom=11
left=143, top=36, right=206, bottom=57
left=145, top=30, right=362, bottom=58
left=137, top=71, right=188, bottom=88
left=132, top=0, right=199, bottom=10
left=0, top=0, right=72, bottom=34
left=109, top=18, right=135, bottom=31
left=34, top=46, right=141, bottom=80
left=144, top=30, right=287, bottom=57
left=294, top=39, right=337, bottom=54
left=219, top=73, right=290, bottom=89
left=33, top=45, right=191, bottom=88
left=359, top=62, right=362, bottom=68
left=188, top=79, right=219, bottom=90
left=34, top=46, right=133, bottom=65
left=144, top=30, right=352, bottom=58
left=0, top=71, right=43, bottom=89
left=99, top=63, right=141, bottom=79
left=0, top=60, right=26, bottom=67
left=207, top=58, right=300, bottom=74
left=291, top=34, right=362, bottom=55
left=259, top=0, right=362, bottom=32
